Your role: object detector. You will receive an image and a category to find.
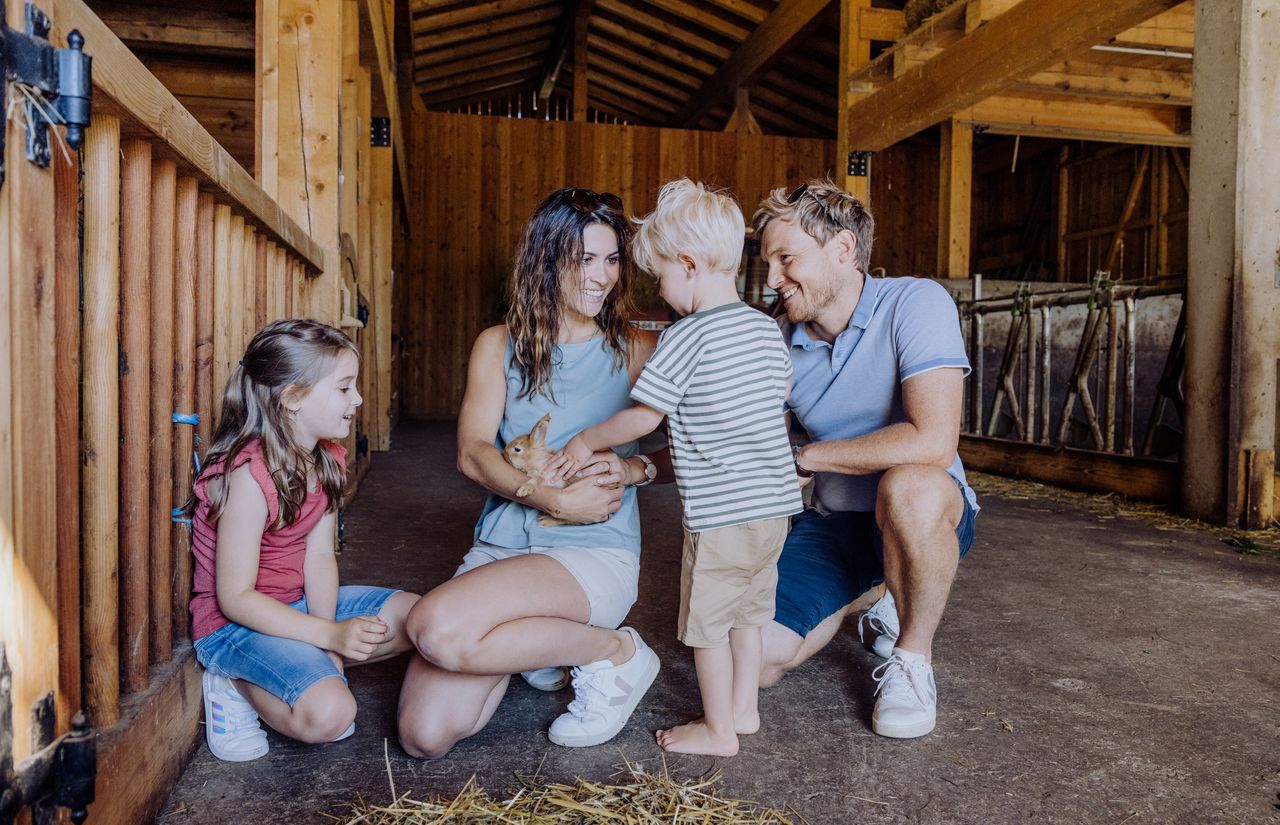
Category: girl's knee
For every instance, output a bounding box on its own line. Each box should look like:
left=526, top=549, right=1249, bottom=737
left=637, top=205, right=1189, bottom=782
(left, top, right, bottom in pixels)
left=292, top=678, right=357, bottom=743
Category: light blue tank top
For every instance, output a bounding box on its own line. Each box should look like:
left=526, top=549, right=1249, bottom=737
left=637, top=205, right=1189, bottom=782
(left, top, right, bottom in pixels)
left=472, top=334, right=641, bottom=555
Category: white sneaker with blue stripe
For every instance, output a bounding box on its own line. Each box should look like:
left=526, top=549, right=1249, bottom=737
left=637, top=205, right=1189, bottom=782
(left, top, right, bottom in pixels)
left=202, top=670, right=269, bottom=762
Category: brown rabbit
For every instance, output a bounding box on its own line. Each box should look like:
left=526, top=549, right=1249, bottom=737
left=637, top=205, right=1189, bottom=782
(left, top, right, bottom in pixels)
left=503, top=413, right=572, bottom=528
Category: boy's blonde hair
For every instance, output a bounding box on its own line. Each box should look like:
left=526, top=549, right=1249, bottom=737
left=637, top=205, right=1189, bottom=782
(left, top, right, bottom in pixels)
left=632, top=178, right=745, bottom=276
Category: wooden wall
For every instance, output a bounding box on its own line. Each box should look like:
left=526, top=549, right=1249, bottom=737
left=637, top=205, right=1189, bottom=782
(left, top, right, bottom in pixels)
left=398, top=111, right=949, bottom=418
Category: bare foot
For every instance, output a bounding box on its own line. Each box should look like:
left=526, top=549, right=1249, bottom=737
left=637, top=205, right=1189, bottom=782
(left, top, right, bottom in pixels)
left=656, top=719, right=739, bottom=756
left=734, top=710, right=760, bottom=735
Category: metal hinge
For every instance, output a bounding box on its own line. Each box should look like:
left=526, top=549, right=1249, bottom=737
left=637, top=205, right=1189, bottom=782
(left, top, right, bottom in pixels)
left=0, top=645, right=96, bottom=825
left=847, top=150, right=871, bottom=178
left=0, top=1, right=92, bottom=189
left=370, top=117, right=390, bottom=147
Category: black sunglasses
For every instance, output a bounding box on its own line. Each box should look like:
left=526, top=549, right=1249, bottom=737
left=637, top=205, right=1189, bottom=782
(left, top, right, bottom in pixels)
left=786, top=184, right=811, bottom=204
left=564, top=188, right=623, bottom=213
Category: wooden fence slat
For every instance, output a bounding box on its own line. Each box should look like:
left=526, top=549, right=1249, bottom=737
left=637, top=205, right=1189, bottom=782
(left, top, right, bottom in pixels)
left=82, top=114, right=123, bottom=727
left=195, top=194, right=216, bottom=457
left=172, top=177, right=199, bottom=644
left=229, top=216, right=245, bottom=364
left=148, top=159, right=177, bottom=663
left=255, top=233, right=269, bottom=330
left=212, top=204, right=233, bottom=422
left=119, top=139, right=152, bottom=694
left=54, top=144, right=83, bottom=721
left=371, top=147, right=393, bottom=450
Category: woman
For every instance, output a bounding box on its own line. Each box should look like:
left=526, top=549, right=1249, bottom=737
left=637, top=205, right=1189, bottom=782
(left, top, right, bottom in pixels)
left=398, top=188, right=669, bottom=758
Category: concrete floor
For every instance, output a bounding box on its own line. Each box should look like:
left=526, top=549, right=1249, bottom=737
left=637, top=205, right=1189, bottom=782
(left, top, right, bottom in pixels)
left=160, top=421, right=1280, bottom=824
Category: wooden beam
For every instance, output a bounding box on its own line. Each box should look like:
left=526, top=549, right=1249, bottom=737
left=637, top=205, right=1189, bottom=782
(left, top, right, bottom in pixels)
left=413, top=24, right=553, bottom=67
left=90, top=1, right=254, bottom=56
left=415, top=42, right=546, bottom=79
left=1013, top=59, right=1192, bottom=106
left=591, top=16, right=716, bottom=75
left=411, top=0, right=551, bottom=30
left=956, top=94, right=1190, bottom=146
left=671, top=0, right=829, bottom=128
left=845, top=0, right=1185, bottom=151
left=588, top=34, right=700, bottom=91
left=412, top=6, right=561, bottom=44
left=423, top=71, right=541, bottom=107
left=53, top=0, right=325, bottom=272
left=573, top=8, right=590, bottom=119
left=363, top=0, right=411, bottom=223
left=1109, top=1, right=1195, bottom=50
left=937, top=119, right=973, bottom=278
left=724, top=86, right=763, bottom=134
left=418, top=55, right=543, bottom=87
left=860, top=6, right=904, bottom=42
left=595, top=0, right=730, bottom=62
left=838, top=0, right=872, bottom=201
left=959, top=435, right=1177, bottom=502
left=535, top=0, right=593, bottom=100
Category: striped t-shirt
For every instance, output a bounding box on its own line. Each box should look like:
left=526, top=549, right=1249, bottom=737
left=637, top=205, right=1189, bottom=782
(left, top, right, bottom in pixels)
left=631, top=302, right=803, bottom=532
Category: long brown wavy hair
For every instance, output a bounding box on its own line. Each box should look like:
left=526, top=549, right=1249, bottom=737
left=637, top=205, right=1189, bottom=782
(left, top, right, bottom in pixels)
left=506, top=188, right=637, bottom=400
left=197, top=319, right=358, bottom=530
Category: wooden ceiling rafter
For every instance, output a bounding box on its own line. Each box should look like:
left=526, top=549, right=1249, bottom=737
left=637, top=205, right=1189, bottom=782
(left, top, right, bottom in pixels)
left=412, top=5, right=561, bottom=46
left=586, top=35, right=702, bottom=92
left=587, top=65, right=682, bottom=115
left=424, top=76, right=538, bottom=108
left=590, top=15, right=718, bottom=75
left=595, top=0, right=734, bottom=63
left=413, top=24, right=556, bottom=68
left=534, top=0, right=595, bottom=100
left=409, top=0, right=552, bottom=31
left=587, top=83, right=671, bottom=124
left=414, top=42, right=550, bottom=81
left=417, top=55, right=545, bottom=88
left=641, top=0, right=753, bottom=41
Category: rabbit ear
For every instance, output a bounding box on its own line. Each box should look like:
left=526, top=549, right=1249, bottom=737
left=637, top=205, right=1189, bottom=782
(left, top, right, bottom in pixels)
left=530, top=413, right=552, bottom=446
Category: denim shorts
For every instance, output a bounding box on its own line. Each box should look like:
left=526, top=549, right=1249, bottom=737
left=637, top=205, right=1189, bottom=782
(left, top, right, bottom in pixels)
left=773, top=482, right=977, bottom=639
left=193, top=585, right=400, bottom=706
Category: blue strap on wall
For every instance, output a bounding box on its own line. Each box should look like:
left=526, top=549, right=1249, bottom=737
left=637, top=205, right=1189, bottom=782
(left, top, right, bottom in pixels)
left=172, top=412, right=203, bottom=522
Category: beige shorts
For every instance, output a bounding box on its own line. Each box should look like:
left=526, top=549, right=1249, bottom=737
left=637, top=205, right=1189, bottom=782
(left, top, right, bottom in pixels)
left=454, top=541, right=640, bottom=630
left=677, top=517, right=790, bottom=648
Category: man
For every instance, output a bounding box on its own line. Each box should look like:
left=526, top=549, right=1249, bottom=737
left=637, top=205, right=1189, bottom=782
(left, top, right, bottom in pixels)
left=753, top=179, right=978, bottom=739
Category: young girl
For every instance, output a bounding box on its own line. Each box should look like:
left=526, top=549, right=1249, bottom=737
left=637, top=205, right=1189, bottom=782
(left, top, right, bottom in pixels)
left=189, top=319, right=419, bottom=762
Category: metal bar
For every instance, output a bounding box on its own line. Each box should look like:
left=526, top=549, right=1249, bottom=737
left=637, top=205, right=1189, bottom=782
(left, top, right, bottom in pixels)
left=1104, top=302, right=1120, bottom=452
left=1024, top=296, right=1037, bottom=443
left=970, top=313, right=984, bottom=435
left=1040, top=306, right=1052, bottom=444
left=1123, top=295, right=1137, bottom=455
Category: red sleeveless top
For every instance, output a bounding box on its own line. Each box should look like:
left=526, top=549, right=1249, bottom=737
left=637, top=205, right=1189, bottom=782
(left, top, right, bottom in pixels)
left=189, top=438, right=346, bottom=640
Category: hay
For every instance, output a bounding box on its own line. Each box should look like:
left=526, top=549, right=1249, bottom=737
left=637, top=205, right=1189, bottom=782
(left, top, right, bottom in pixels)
left=329, top=754, right=799, bottom=824
left=967, top=471, right=1280, bottom=557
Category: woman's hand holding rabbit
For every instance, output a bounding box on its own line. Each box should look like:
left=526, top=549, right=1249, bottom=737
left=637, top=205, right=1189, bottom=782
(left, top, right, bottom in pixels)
left=551, top=473, right=625, bottom=524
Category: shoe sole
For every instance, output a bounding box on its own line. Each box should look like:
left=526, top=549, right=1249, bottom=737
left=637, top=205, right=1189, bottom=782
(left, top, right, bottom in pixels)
left=871, top=715, right=936, bottom=739
left=202, top=671, right=269, bottom=762
left=522, top=669, right=570, bottom=692
left=547, top=651, right=660, bottom=748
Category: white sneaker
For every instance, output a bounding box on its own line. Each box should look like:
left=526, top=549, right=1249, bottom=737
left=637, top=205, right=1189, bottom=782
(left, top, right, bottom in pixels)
left=547, top=627, right=660, bottom=748
left=858, top=589, right=900, bottom=658
left=202, top=670, right=269, bottom=761
left=871, top=648, right=937, bottom=739
left=332, top=722, right=355, bottom=742
left=521, top=666, right=571, bottom=692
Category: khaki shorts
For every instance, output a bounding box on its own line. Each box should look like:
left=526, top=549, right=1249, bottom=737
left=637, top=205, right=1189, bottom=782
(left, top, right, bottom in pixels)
left=454, top=541, right=640, bottom=630
left=677, top=517, right=790, bottom=648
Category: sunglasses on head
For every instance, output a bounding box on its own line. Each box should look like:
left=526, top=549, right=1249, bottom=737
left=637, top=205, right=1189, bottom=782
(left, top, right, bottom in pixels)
left=564, top=188, right=623, bottom=213
left=786, top=184, right=811, bottom=204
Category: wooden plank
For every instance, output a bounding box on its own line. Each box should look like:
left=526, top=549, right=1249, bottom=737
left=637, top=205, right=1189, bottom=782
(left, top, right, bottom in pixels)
left=412, top=0, right=552, bottom=30
left=54, top=140, right=83, bottom=724
left=595, top=0, right=727, bottom=61
left=257, top=0, right=280, bottom=192
left=412, top=24, right=554, bottom=68
left=1015, top=59, right=1192, bottom=106
left=1110, top=1, right=1195, bottom=50
left=194, top=194, right=215, bottom=459
left=357, top=69, right=378, bottom=456
left=591, top=15, right=716, bottom=75
left=148, top=158, right=178, bottom=663
left=644, top=0, right=752, bottom=40
left=839, top=0, right=873, bottom=201
left=171, top=178, right=198, bottom=644
left=3, top=0, right=59, bottom=758
left=86, top=651, right=202, bottom=825
left=53, top=0, right=325, bottom=273
left=959, top=435, right=1177, bottom=502
left=845, top=0, right=1185, bottom=151
left=81, top=114, right=123, bottom=728
left=211, top=204, right=233, bottom=420
left=364, top=0, right=411, bottom=207
left=90, top=0, right=255, bottom=56
left=535, top=0, right=593, bottom=101
left=573, top=9, right=589, bottom=120
left=670, top=0, right=829, bottom=127
left=371, top=147, right=394, bottom=450
left=957, top=94, right=1190, bottom=146
left=119, top=139, right=152, bottom=695
left=1103, top=146, right=1151, bottom=273
left=412, top=6, right=561, bottom=44
left=860, top=6, right=904, bottom=41
left=141, top=56, right=255, bottom=101
left=937, top=119, right=973, bottom=277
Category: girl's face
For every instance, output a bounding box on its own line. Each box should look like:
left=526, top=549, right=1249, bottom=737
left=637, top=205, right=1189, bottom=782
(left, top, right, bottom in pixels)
left=286, top=349, right=362, bottom=449
left=560, top=223, right=621, bottom=325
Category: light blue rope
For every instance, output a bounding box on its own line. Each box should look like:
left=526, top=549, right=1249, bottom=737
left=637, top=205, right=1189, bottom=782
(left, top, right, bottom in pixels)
left=172, top=412, right=202, bottom=523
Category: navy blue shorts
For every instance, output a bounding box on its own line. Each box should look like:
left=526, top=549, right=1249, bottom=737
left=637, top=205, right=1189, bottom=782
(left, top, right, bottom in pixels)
left=773, top=484, right=976, bottom=639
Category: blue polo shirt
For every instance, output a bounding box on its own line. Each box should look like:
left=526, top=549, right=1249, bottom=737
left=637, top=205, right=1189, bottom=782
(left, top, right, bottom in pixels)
left=784, top=275, right=978, bottom=515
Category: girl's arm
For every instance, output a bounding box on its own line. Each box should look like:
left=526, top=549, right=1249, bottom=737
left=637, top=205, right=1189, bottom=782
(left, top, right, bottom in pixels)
left=302, top=510, right=340, bottom=621
left=214, top=466, right=384, bottom=660
left=456, top=325, right=625, bottom=524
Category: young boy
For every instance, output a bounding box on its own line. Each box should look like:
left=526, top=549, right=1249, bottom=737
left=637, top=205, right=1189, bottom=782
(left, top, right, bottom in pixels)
left=549, top=178, right=802, bottom=756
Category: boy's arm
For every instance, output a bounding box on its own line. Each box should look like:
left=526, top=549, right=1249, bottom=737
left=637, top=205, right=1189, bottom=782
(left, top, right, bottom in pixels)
left=214, top=467, right=386, bottom=660
left=551, top=403, right=665, bottom=479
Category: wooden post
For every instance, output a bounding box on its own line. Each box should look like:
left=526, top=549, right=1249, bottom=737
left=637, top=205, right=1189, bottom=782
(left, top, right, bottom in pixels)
left=212, top=204, right=233, bottom=422
left=938, top=119, right=973, bottom=278
left=119, top=139, right=152, bottom=693
left=1184, top=0, right=1280, bottom=527
left=256, top=234, right=269, bottom=330
left=82, top=114, right=123, bottom=727
left=229, top=217, right=245, bottom=358
left=1057, top=146, right=1070, bottom=281
left=371, top=146, right=394, bottom=450
left=149, top=159, right=177, bottom=663
left=172, top=177, right=199, bottom=644
left=194, top=194, right=216, bottom=456
left=839, top=0, right=872, bottom=203
left=573, top=8, right=589, bottom=121
left=54, top=143, right=83, bottom=723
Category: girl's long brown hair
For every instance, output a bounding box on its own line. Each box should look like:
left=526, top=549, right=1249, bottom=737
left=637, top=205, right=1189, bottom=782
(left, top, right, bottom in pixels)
left=198, top=319, right=358, bottom=530
left=506, top=188, right=637, bottom=400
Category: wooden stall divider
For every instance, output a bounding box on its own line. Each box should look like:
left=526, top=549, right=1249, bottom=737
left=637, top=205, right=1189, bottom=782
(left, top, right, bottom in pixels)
left=82, top=114, right=123, bottom=727
left=172, top=177, right=199, bottom=644
left=119, top=139, right=153, bottom=693
left=194, top=194, right=216, bottom=458
left=228, top=216, right=246, bottom=362
left=148, top=159, right=178, bottom=663
left=370, top=147, right=393, bottom=450
left=212, top=204, right=233, bottom=422
left=256, top=234, right=269, bottom=330
left=54, top=145, right=83, bottom=722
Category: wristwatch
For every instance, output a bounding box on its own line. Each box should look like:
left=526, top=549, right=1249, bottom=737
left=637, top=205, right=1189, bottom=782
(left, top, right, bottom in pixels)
left=634, top=453, right=657, bottom=486
left=793, top=445, right=815, bottom=479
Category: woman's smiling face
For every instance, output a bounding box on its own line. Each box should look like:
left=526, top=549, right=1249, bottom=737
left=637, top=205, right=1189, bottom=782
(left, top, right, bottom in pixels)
left=560, top=222, right=622, bottom=322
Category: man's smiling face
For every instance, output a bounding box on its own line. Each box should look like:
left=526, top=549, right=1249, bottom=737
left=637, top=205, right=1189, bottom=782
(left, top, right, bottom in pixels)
left=760, top=217, right=844, bottom=325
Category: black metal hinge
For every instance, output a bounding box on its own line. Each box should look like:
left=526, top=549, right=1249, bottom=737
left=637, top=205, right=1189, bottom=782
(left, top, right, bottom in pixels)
left=370, top=117, right=390, bottom=147
left=847, top=150, right=871, bottom=178
left=0, top=645, right=96, bottom=825
left=0, top=1, right=92, bottom=189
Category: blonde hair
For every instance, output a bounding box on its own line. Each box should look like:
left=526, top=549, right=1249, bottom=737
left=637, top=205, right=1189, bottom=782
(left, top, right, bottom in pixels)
left=632, top=178, right=745, bottom=277
left=752, top=178, right=875, bottom=274
left=197, top=319, right=357, bottom=530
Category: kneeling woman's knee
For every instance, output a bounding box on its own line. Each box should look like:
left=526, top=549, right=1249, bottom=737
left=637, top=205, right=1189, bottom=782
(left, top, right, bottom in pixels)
left=293, top=680, right=357, bottom=743
left=404, top=595, right=476, bottom=672
left=398, top=716, right=459, bottom=760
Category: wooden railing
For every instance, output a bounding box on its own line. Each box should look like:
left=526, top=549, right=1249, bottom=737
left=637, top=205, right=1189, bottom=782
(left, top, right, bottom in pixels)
left=50, top=0, right=326, bottom=734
